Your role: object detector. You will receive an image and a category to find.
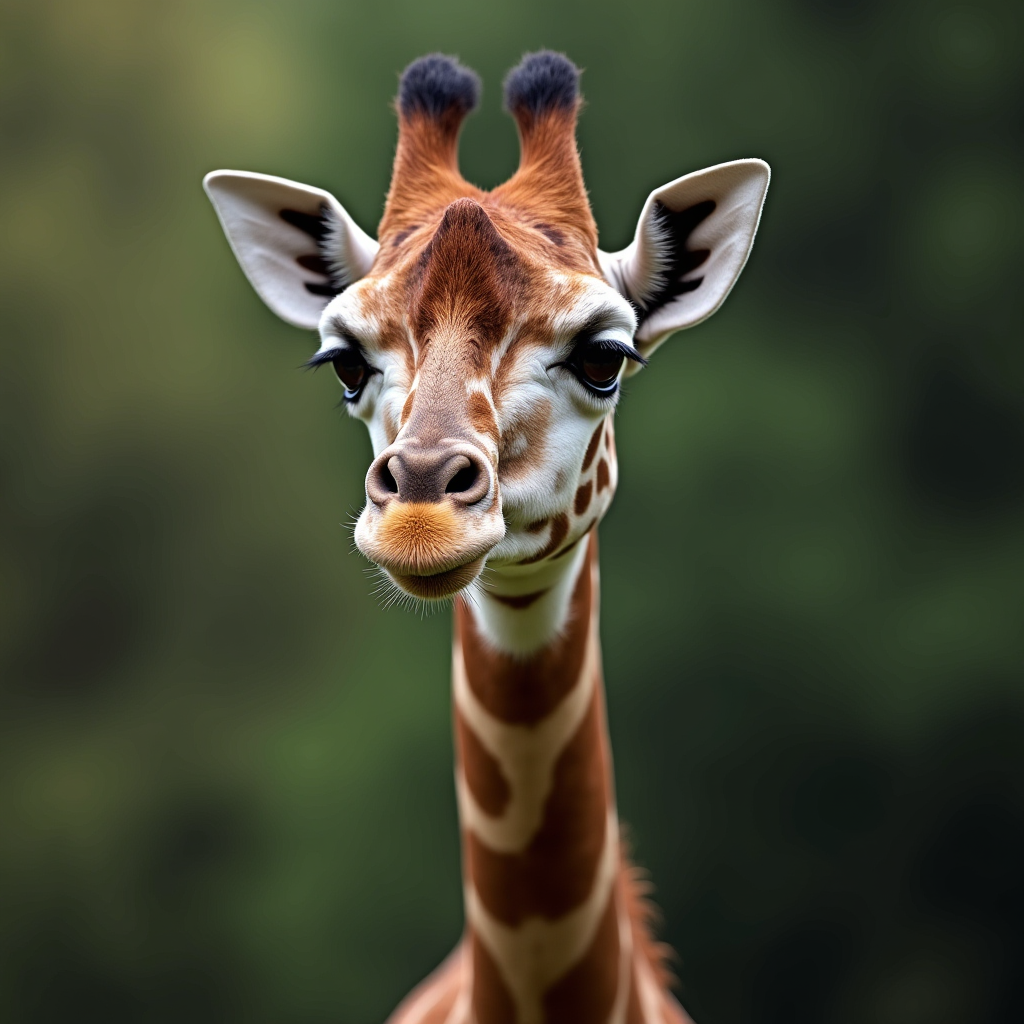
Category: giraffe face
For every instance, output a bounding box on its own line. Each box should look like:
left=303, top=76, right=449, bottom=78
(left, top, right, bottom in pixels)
left=203, top=53, right=769, bottom=603
left=315, top=205, right=639, bottom=598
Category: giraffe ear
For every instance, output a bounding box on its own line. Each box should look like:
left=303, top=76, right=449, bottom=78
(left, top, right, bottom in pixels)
left=203, top=170, right=379, bottom=331
left=598, top=159, right=769, bottom=357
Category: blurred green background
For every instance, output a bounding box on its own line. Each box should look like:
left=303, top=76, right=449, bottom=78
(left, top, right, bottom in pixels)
left=1, top=0, right=1022, bottom=1021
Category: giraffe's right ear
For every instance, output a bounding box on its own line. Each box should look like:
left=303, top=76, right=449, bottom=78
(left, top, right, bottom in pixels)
left=598, top=159, right=769, bottom=359
left=203, top=170, right=379, bottom=331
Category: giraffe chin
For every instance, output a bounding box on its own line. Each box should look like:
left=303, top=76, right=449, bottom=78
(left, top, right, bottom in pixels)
left=355, top=500, right=504, bottom=601
left=387, top=557, right=485, bottom=600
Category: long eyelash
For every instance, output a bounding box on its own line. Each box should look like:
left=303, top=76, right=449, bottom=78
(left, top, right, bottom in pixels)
left=586, top=337, right=648, bottom=365
left=303, top=348, right=342, bottom=371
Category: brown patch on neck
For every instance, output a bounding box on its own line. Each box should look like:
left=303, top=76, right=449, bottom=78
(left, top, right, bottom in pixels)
left=465, top=683, right=611, bottom=923
left=542, top=883, right=620, bottom=1023
left=455, top=710, right=511, bottom=817
left=471, top=933, right=518, bottom=1024
left=596, top=458, right=610, bottom=492
left=456, top=539, right=590, bottom=724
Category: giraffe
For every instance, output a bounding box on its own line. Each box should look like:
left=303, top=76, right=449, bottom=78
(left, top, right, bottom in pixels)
left=204, top=51, right=769, bottom=1024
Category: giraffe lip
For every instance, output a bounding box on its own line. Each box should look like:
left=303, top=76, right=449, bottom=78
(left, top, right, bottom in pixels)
left=388, top=557, right=485, bottom=599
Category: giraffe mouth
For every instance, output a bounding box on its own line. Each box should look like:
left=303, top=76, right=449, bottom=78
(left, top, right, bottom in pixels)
left=387, top=557, right=486, bottom=600
left=355, top=499, right=504, bottom=601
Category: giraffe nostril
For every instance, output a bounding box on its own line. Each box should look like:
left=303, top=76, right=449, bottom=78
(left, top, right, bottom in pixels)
left=366, top=453, right=402, bottom=506
left=446, top=463, right=478, bottom=494
left=380, top=459, right=400, bottom=494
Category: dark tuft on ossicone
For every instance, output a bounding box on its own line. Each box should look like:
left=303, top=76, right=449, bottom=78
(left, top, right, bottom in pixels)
left=503, top=51, right=580, bottom=115
left=399, top=54, right=480, bottom=119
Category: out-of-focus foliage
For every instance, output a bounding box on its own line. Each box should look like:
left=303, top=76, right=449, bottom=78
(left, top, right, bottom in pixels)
left=1, top=1, right=1021, bottom=1021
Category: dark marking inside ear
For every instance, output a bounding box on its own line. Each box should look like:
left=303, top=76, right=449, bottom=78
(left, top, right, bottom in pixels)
left=399, top=54, right=480, bottom=119
left=504, top=51, right=579, bottom=115
left=303, top=280, right=337, bottom=298
left=635, top=199, right=716, bottom=326
left=280, top=207, right=327, bottom=240
left=281, top=205, right=347, bottom=299
left=296, top=253, right=331, bottom=275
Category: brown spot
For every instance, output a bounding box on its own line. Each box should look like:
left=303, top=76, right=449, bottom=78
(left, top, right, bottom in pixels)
left=542, top=886, right=620, bottom=1023
left=456, top=711, right=511, bottom=817
left=582, top=421, right=603, bottom=472
left=526, top=517, right=549, bottom=534
left=605, top=420, right=617, bottom=461
left=455, top=547, right=591, bottom=725
left=499, top=399, right=551, bottom=480
left=553, top=519, right=596, bottom=559
left=465, top=684, right=611, bottom=923
left=490, top=588, right=549, bottom=609
left=596, top=458, right=610, bottom=492
left=467, top=391, right=499, bottom=442
left=519, top=512, right=569, bottom=565
left=574, top=481, right=593, bottom=516
left=471, top=933, right=517, bottom=1024
left=400, top=388, right=416, bottom=425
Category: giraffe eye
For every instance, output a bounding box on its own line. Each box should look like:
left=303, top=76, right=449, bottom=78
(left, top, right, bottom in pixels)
left=569, top=340, right=626, bottom=395
left=550, top=332, right=645, bottom=397
left=579, top=344, right=625, bottom=389
left=332, top=348, right=369, bottom=397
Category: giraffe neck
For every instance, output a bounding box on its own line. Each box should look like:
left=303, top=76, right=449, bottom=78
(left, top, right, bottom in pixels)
left=452, top=533, right=634, bottom=1024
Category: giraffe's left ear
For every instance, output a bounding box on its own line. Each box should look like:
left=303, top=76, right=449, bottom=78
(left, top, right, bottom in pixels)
left=598, top=159, right=770, bottom=358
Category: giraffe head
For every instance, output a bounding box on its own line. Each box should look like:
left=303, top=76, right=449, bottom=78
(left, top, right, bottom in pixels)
left=205, top=53, right=769, bottom=601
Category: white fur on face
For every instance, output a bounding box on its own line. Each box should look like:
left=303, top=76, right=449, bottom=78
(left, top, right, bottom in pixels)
left=318, top=273, right=634, bottom=586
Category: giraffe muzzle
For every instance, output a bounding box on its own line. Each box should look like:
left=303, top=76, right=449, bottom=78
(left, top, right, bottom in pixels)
left=356, top=441, right=505, bottom=598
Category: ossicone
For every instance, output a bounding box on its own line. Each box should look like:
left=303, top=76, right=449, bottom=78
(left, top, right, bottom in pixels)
left=398, top=54, right=481, bottom=120
left=503, top=51, right=580, bottom=117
